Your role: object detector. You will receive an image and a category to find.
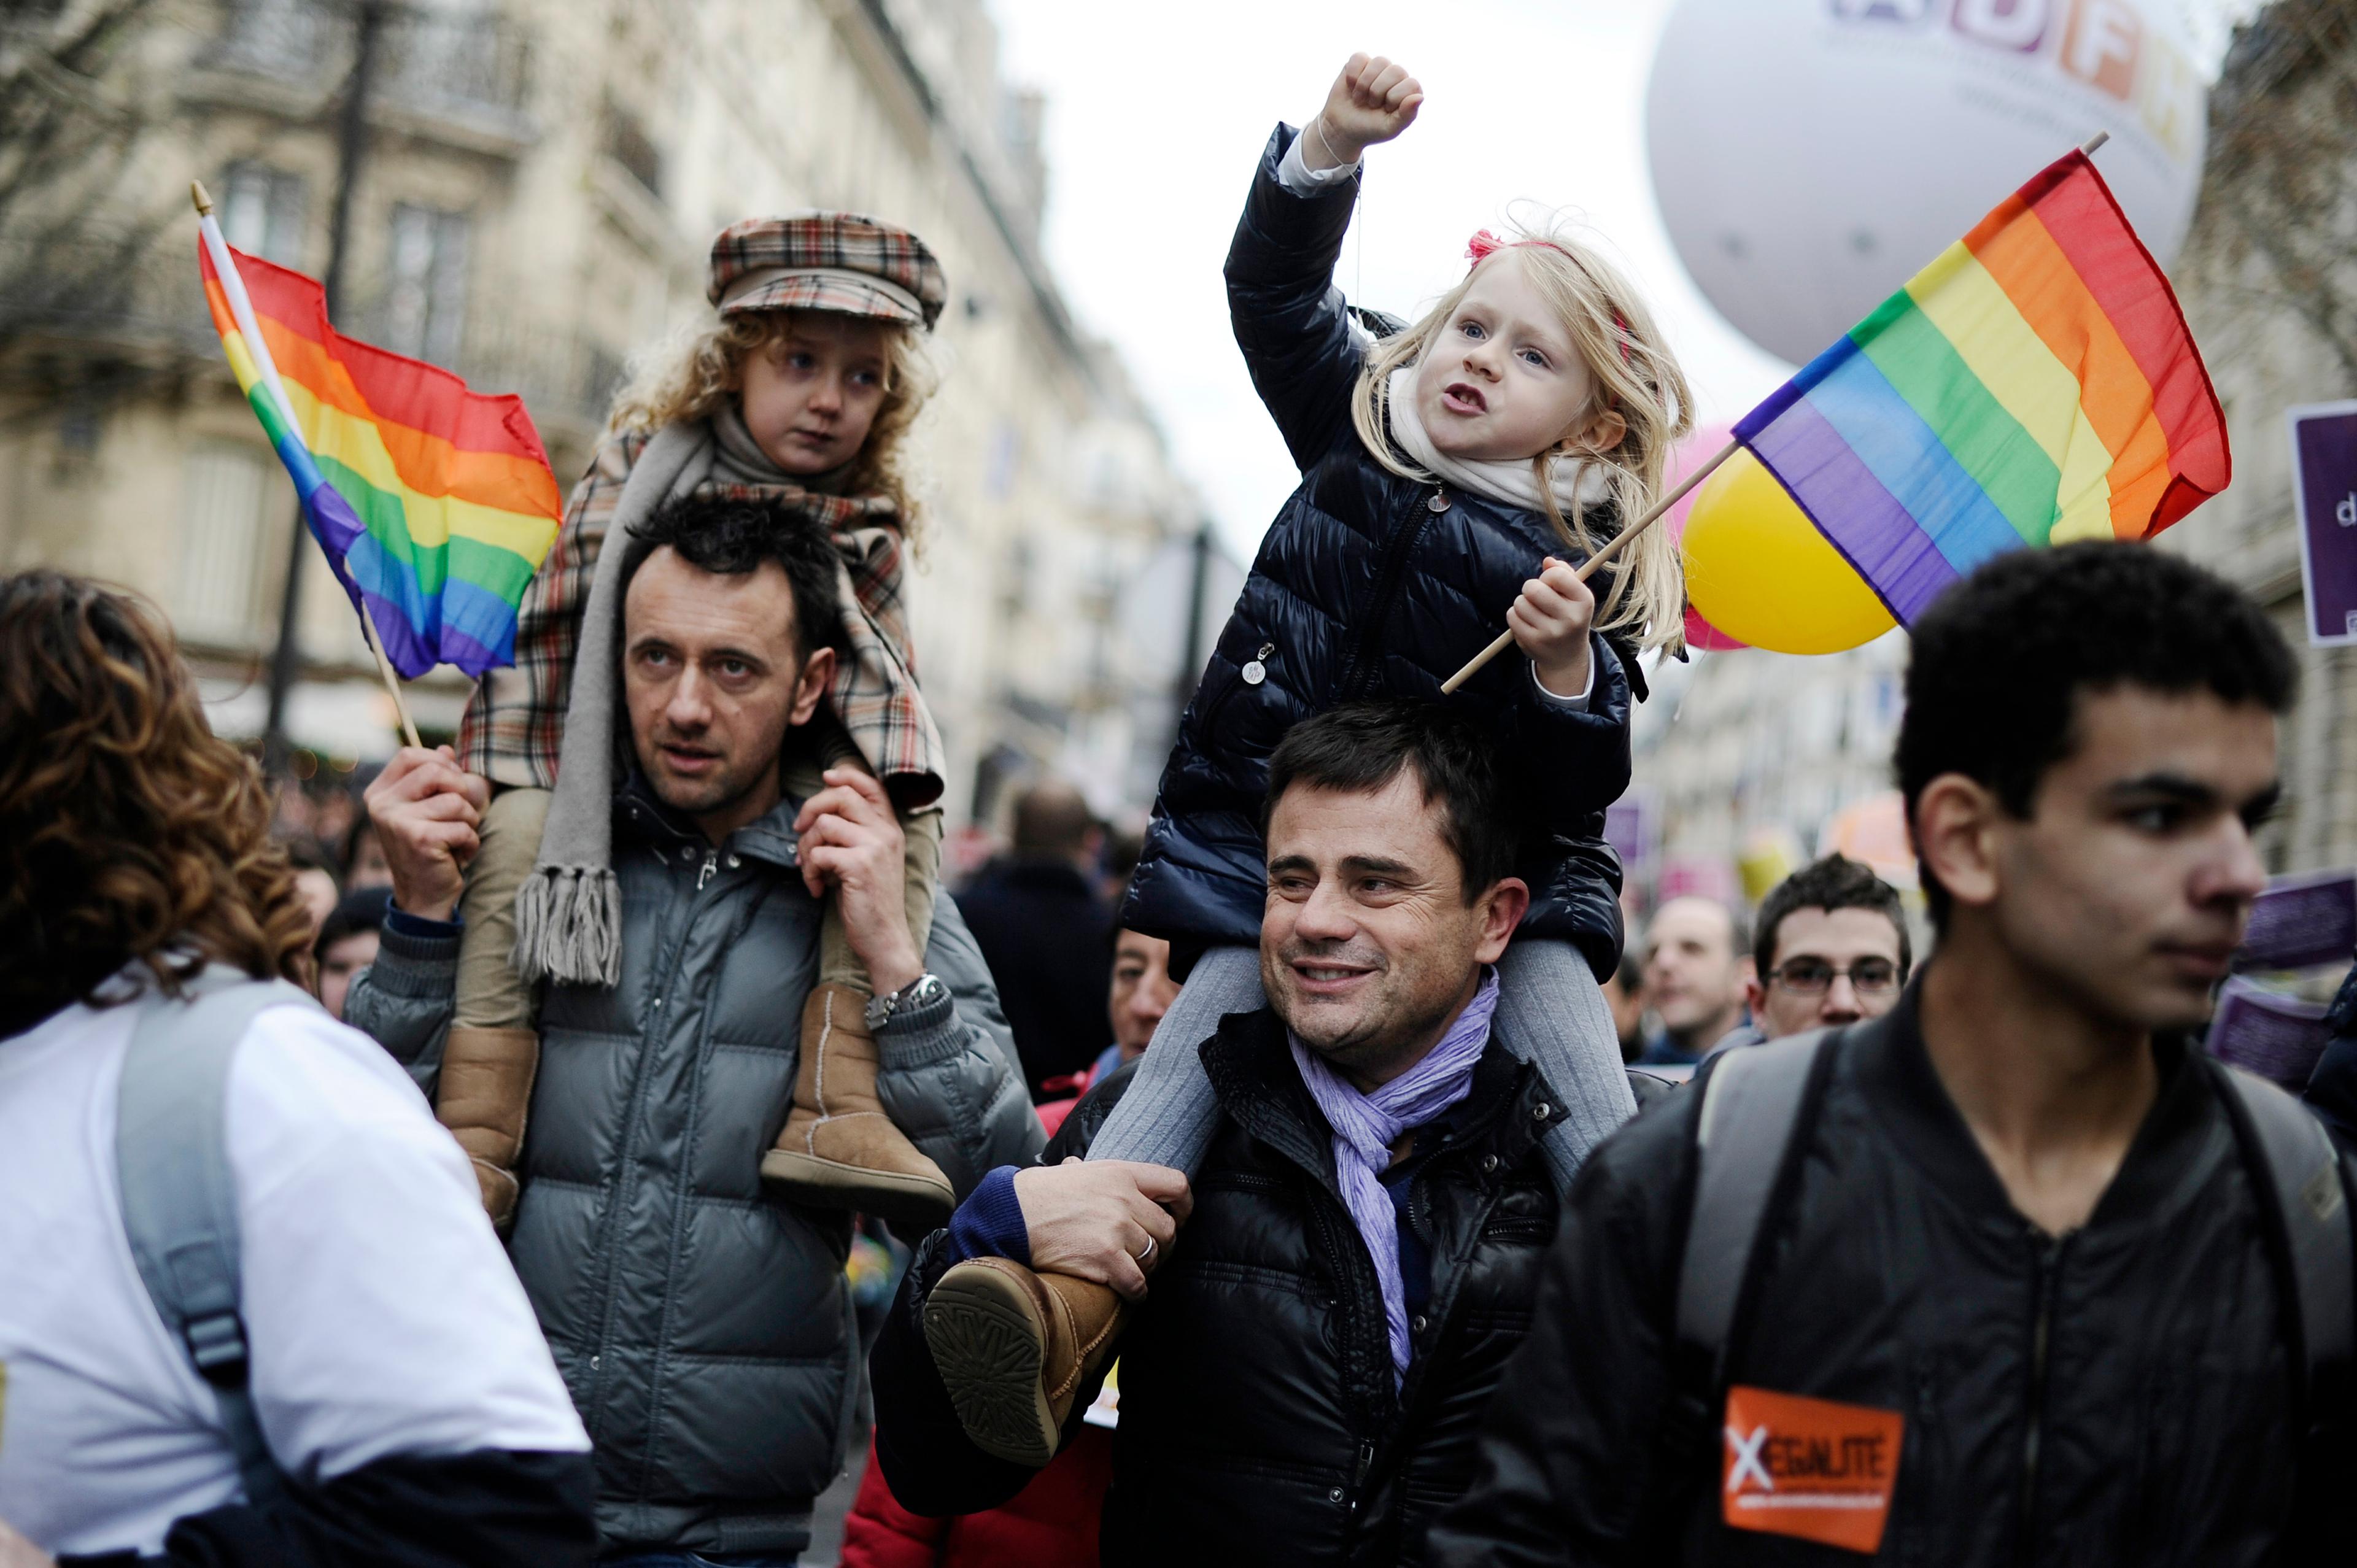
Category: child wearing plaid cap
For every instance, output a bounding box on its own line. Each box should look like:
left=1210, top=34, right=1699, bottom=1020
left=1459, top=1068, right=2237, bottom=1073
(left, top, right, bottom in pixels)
left=434, top=212, right=966, bottom=1232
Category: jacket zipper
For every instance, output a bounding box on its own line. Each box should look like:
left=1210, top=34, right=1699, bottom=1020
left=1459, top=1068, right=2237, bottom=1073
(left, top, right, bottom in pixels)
left=1381, top=1141, right=1509, bottom=1505
left=2016, top=1230, right=2068, bottom=1558
left=1338, top=485, right=1441, bottom=702
left=581, top=843, right=726, bottom=1440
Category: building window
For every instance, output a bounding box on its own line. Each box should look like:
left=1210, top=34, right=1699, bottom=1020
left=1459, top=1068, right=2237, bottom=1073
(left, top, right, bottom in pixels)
left=175, top=441, right=276, bottom=644
left=384, top=204, right=470, bottom=366
left=601, top=98, right=664, bottom=199
left=220, top=163, right=308, bottom=267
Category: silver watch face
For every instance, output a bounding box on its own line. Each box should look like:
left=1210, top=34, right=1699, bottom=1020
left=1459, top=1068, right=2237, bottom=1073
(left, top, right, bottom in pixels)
left=867, top=974, right=944, bottom=1029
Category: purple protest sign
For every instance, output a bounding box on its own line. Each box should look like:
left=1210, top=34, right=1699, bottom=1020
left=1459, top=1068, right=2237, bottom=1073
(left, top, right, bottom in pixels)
left=2239, top=868, right=2357, bottom=971
left=2206, top=976, right=2333, bottom=1089
left=1603, top=788, right=1660, bottom=882
left=2289, top=400, right=2357, bottom=647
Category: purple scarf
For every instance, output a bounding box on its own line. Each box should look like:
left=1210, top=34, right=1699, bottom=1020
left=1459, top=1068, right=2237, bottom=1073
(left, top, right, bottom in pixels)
left=1290, top=970, right=1500, bottom=1379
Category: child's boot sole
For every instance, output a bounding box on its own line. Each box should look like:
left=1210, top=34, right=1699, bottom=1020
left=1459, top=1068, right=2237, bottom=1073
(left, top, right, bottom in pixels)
left=924, top=1262, right=1062, bottom=1467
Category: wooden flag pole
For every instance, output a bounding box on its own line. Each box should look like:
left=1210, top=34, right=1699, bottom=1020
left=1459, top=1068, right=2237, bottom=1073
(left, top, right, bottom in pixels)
left=1439, top=436, right=1741, bottom=694
left=196, top=179, right=423, bottom=751
left=358, top=603, right=424, bottom=749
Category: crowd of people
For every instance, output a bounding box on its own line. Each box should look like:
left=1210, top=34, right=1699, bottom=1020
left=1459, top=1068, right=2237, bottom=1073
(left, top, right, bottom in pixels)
left=4, top=48, right=2355, bottom=1568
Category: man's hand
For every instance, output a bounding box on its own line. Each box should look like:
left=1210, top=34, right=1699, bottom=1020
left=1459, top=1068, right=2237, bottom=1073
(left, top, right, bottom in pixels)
left=0, top=1518, right=57, bottom=1568
left=1304, top=52, right=1424, bottom=170
left=363, top=746, right=490, bottom=922
left=1013, top=1158, right=1193, bottom=1302
left=1509, top=556, right=1596, bottom=701
left=795, top=767, right=921, bottom=997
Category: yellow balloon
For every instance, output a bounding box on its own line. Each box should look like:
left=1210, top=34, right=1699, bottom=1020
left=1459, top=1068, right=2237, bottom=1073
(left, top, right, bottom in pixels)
left=1682, top=447, right=1897, bottom=654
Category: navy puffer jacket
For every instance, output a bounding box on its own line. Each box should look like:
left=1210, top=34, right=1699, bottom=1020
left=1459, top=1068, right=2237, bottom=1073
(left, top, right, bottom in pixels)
left=1123, top=124, right=1641, bottom=981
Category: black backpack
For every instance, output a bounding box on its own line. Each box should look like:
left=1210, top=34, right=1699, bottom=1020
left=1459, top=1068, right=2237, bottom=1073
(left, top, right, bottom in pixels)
left=1671, top=1029, right=2353, bottom=1466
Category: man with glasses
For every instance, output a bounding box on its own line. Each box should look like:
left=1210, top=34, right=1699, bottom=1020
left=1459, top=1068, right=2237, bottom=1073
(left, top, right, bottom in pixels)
left=1713, top=855, right=1910, bottom=1052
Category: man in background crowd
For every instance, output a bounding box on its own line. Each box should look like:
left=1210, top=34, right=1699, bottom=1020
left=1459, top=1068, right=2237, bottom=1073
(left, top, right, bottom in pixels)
left=1715, top=854, right=1911, bottom=1051
left=312, top=886, right=390, bottom=1022
left=1095, top=927, right=1179, bottom=1084
left=1635, top=895, right=1749, bottom=1067
left=956, top=779, right=1117, bottom=1098
left=341, top=809, right=395, bottom=890
left=284, top=840, right=342, bottom=940
left=1601, top=948, right=1647, bottom=1064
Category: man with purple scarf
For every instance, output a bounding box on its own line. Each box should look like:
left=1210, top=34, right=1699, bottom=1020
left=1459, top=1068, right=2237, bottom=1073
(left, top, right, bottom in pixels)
left=868, top=703, right=1605, bottom=1568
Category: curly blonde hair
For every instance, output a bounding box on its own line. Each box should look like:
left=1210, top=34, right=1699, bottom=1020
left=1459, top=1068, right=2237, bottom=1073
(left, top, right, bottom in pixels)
left=607, top=309, right=939, bottom=533
left=1350, top=222, right=1695, bottom=653
left=0, top=572, right=312, bottom=1037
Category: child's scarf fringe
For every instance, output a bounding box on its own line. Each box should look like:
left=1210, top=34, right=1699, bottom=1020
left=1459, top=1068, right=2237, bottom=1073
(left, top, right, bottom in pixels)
left=513, top=865, right=624, bottom=988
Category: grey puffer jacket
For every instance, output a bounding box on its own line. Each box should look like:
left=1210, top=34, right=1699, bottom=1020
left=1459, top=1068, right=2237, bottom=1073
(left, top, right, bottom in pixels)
left=347, top=776, right=1042, bottom=1556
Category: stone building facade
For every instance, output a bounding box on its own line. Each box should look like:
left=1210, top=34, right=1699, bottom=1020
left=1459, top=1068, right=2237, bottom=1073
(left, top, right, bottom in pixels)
left=2166, top=0, right=2357, bottom=875
left=0, top=0, right=1206, bottom=823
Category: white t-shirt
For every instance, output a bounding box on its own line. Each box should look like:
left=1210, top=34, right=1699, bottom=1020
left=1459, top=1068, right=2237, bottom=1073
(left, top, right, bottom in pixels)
left=0, top=985, right=588, bottom=1557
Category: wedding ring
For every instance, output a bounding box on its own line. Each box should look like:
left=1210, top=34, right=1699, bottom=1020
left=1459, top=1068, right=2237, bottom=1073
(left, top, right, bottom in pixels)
left=1136, top=1236, right=1158, bottom=1267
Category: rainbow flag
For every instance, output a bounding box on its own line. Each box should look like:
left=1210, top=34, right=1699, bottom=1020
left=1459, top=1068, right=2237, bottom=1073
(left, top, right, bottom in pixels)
left=1734, top=148, right=2229, bottom=624
left=198, top=231, right=562, bottom=678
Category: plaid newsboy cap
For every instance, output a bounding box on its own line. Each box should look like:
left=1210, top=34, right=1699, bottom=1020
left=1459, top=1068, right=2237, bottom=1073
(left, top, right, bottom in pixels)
left=708, top=212, right=947, bottom=331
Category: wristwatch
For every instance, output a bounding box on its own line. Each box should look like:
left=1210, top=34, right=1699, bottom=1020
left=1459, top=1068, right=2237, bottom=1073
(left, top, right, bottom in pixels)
left=865, top=971, right=949, bottom=1032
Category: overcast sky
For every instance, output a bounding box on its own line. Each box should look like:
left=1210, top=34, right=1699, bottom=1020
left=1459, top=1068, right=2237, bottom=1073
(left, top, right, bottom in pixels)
left=988, top=0, right=2250, bottom=561
left=988, top=0, right=1786, bottom=558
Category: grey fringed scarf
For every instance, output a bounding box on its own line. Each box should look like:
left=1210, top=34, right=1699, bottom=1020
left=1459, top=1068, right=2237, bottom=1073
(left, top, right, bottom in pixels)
left=511, top=407, right=857, bottom=987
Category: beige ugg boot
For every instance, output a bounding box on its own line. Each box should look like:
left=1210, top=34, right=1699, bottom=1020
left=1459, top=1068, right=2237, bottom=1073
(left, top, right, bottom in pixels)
left=437, top=1025, right=540, bottom=1233
left=923, top=1258, right=1131, bottom=1467
left=760, top=981, right=956, bottom=1230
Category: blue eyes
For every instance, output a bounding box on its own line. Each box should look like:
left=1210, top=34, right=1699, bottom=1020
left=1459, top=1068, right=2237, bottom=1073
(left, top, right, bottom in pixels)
left=780, top=353, right=881, bottom=389
left=1457, top=319, right=1550, bottom=370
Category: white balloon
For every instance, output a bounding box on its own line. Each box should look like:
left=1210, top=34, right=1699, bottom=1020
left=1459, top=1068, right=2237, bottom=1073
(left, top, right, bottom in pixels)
left=1646, top=0, right=2208, bottom=365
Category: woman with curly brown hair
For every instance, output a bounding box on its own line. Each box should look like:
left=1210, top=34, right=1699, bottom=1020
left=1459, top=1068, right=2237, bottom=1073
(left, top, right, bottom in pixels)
left=0, top=571, right=313, bottom=1038
left=0, top=571, right=595, bottom=1567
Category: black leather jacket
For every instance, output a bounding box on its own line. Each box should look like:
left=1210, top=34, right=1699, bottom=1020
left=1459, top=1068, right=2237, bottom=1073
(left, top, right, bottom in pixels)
left=1430, top=984, right=2357, bottom=1566
left=871, top=1007, right=1566, bottom=1567
left=1120, top=124, right=1638, bottom=981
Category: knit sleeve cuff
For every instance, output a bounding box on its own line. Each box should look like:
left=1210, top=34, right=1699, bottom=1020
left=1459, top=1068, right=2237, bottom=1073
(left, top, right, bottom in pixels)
left=874, top=983, right=964, bottom=1068
left=385, top=903, right=463, bottom=943
left=940, top=1167, right=1031, bottom=1268
left=367, top=915, right=463, bottom=996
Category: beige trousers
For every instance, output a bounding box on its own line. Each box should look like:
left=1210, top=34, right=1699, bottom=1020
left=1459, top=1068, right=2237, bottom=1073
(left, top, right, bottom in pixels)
left=452, top=727, right=943, bottom=1032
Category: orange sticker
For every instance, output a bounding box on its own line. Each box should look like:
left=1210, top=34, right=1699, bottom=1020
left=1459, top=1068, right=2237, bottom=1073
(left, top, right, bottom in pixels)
left=1721, top=1384, right=1905, bottom=1554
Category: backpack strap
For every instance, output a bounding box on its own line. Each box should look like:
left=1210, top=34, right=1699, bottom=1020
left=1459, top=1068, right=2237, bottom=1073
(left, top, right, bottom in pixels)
left=1676, top=1029, right=1839, bottom=1383
left=117, top=967, right=323, bottom=1508
left=2208, top=1060, right=2354, bottom=1423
